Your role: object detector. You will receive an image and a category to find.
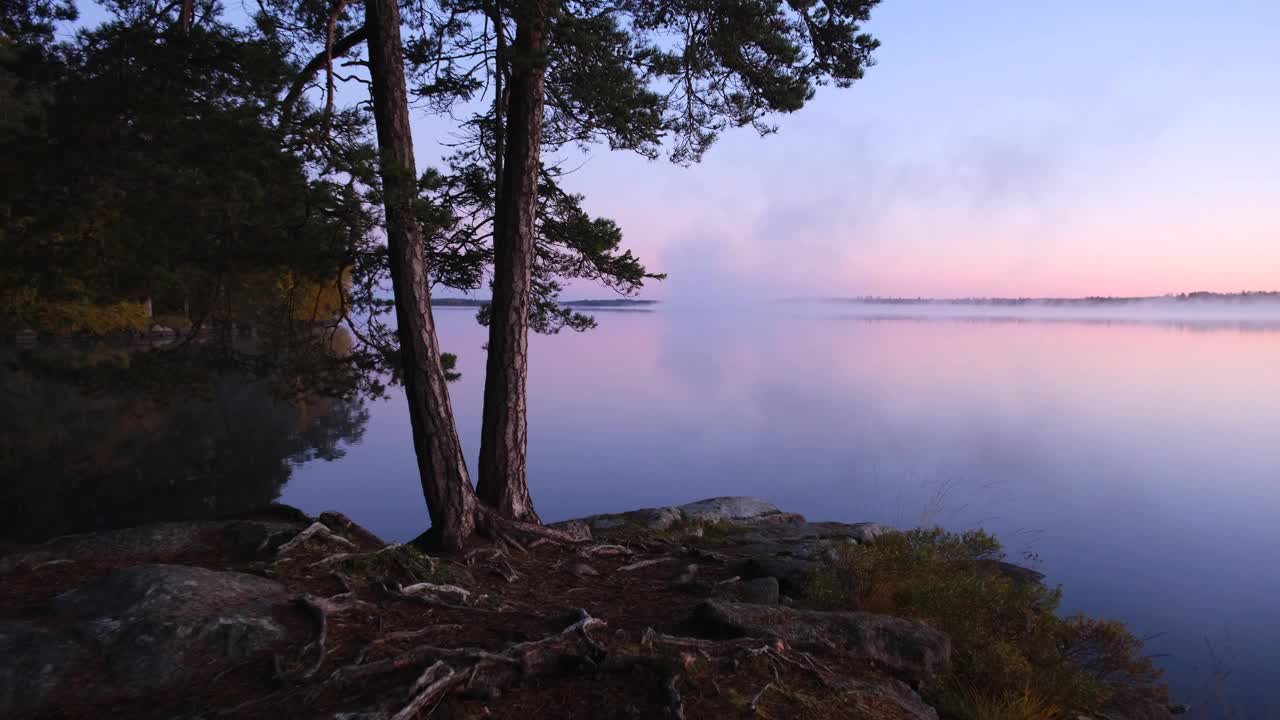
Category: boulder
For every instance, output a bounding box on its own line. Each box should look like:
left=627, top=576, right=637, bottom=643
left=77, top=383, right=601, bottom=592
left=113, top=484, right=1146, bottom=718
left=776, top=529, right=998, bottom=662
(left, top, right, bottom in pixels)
left=582, top=506, right=684, bottom=531
left=318, top=511, right=385, bottom=548
left=740, top=577, right=780, bottom=605
left=0, top=522, right=216, bottom=574
left=0, top=622, right=83, bottom=712
left=53, top=564, right=288, bottom=690
left=545, top=519, right=592, bottom=541
left=849, top=522, right=892, bottom=545
left=572, top=496, right=798, bottom=532
left=676, top=497, right=791, bottom=524
left=834, top=677, right=940, bottom=720
left=222, top=520, right=299, bottom=557
left=738, top=545, right=824, bottom=594
left=1, top=511, right=315, bottom=574
left=694, top=600, right=950, bottom=685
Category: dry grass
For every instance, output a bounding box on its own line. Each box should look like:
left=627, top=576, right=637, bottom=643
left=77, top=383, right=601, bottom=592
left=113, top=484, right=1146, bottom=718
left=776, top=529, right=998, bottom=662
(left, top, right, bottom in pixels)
left=803, top=528, right=1168, bottom=718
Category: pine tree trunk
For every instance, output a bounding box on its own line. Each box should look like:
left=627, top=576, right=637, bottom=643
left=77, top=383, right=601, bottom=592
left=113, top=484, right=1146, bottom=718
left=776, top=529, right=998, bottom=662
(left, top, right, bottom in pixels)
left=365, top=0, right=478, bottom=549
left=178, top=0, right=194, bottom=33
left=476, top=0, right=547, bottom=523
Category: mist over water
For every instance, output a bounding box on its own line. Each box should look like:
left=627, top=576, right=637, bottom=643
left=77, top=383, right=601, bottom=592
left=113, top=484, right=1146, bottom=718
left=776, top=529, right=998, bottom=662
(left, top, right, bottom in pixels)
left=805, top=295, right=1280, bottom=328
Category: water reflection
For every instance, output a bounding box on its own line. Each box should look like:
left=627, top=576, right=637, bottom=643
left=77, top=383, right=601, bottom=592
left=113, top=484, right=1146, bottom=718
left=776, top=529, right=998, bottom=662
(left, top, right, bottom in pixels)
left=287, top=306, right=1280, bottom=717
left=0, top=344, right=368, bottom=543
left=6, top=306, right=1279, bottom=716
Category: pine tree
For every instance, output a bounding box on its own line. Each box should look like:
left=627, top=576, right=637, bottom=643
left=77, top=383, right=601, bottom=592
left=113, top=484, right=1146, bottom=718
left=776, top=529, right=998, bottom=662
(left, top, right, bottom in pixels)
left=402, top=0, right=882, bottom=521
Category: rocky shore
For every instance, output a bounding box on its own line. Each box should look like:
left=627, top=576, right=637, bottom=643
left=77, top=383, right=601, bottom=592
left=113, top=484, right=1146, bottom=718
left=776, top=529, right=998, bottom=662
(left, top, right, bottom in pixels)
left=0, top=498, right=1179, bottom=719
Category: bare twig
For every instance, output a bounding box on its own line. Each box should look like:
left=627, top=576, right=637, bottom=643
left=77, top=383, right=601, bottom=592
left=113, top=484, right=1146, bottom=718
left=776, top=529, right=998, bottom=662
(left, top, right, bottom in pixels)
left=750, top=681, right=775, bottom=710
left=353, top=625, right=465, bottom=665
left=618, top=557, right=673, bottom=572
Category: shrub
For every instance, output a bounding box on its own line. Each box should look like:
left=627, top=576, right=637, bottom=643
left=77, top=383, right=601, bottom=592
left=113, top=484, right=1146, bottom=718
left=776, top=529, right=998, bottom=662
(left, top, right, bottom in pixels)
left=940, top=685, right=1063, bottom=720
left=803, top=528, right=1167, bottom=718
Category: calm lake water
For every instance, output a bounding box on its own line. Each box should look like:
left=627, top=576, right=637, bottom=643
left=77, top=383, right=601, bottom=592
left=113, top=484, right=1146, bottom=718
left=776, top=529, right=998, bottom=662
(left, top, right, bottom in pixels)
left=6, top=304, right=1279, bottom=716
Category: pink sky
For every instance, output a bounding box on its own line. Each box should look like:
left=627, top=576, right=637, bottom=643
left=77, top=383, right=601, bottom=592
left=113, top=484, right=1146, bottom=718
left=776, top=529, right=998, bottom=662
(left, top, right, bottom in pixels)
left=499, top=0, right=1280, bottom=300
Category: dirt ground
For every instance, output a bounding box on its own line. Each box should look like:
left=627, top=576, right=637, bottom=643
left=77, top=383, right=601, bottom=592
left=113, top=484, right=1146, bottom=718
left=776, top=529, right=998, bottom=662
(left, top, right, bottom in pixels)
left=0, top=509, right=934, bottom=720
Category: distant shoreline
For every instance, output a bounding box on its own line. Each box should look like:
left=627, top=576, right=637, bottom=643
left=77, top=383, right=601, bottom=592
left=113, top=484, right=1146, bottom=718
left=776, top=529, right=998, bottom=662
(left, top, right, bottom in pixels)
left=431, top=298, right=660, bottom=308
left=785, top=291, right=1280, bottom=306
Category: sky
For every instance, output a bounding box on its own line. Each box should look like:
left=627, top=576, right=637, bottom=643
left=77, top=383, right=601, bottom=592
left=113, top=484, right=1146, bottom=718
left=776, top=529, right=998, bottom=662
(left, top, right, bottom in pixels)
left=74, top=0, right=1280, bottom=301
left=416, top=0, right=1280, bottom=301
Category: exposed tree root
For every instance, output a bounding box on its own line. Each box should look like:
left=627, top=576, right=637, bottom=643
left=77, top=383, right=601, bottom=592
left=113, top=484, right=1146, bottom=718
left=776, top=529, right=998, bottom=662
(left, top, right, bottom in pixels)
left=352, top=625, right=466, bottom=666
left=277, top=522, right=356, bottom=557
left=269, top=603, right=818, bottom=720
left=491, top=556, right=521, bottom=582
left=491, top=527, right=530, bottom=555
left=618, top=557, right=674, bottom=572
left=580, top=544, right=633, bottom=558
left=462, top=547, right=522, bottom=582
left=329, top=571, right=357, bottom=600
left=401, top=581, right=472, bottom=605
left=389, top=661, right=468, bottom=720
left=462, top=547, right=506, bottom=564
left=277, top=593, right=378, bottom=684
left=284, top=595, right=329, bottom=682
left=326, top=609, right=601, bottom=698
left=377, top=578, right=518, bottom=613
left=750, top=681, right=776, bottom=710
left=377, top=579, right=477, bottom=612
left=473, top=507, right=590, bottom=549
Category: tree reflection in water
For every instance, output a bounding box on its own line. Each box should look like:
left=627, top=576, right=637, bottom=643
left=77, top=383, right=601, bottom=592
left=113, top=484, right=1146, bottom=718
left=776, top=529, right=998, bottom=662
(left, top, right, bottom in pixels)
left=0, top=342, right=368, bottom=543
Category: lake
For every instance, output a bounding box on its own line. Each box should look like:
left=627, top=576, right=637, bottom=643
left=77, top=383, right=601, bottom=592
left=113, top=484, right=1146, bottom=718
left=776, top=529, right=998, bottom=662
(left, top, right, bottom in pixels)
left=5, top=304, right=1279, bottom=716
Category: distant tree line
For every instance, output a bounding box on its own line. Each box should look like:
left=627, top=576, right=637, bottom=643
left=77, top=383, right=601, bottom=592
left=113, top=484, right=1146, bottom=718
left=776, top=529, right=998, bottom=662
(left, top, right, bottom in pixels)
left=819, top=292, right=1280, bottom=307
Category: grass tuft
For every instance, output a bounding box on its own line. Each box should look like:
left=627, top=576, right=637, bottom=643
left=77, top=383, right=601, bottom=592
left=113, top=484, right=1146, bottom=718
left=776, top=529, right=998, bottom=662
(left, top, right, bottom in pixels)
left=940, top=685, right=1064, bottom=720
left=327, top=543, right=448, bottom=584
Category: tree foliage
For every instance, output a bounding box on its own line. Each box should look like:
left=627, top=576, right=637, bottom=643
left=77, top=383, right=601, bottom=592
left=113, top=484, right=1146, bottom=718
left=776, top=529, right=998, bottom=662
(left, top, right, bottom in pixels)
left=0, top=0, right=382, bottom=397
